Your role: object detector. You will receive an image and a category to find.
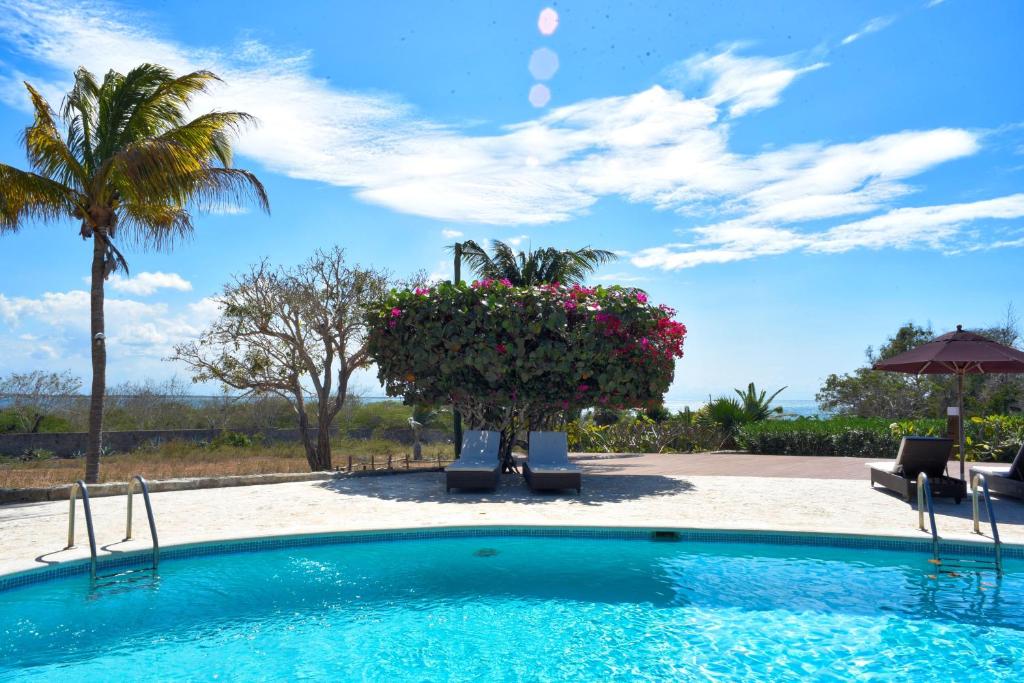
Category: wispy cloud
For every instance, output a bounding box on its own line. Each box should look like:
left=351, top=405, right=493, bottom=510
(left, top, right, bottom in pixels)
left=841, top=16, right=896, bottom=45
left=441, top=229, right=463, bottom=239
left=0, top=0, right=1016, bottom=271
left=674, top=46, right=826, bottom=117
left=631, top=194, right=1024, bottom=270
left=592, top=271, right=650, bottom=284
left=107, top=272, right=193, bottom=296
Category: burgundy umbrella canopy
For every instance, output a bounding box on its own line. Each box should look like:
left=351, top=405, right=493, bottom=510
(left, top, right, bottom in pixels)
left=874, top=324, right=1024, bottom=479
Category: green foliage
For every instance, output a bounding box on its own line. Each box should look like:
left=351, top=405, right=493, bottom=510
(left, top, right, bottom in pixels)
left=818, top=319, right=1024, bottom=418
left=593, top=408, right=623, bottom=426
left=567, top=407, right=720, bottom=453
left=967, top=415, right=1024, bottom=462
left=689, top=383, right=786, bottom=449
left=338, top=400, right=452, bottom=434
left=738, top=418, right=917, bottom=457
left=696, top=397, right=747, bottom=447
left=209, top=431, right=256, bottom=448
left=453, top=240, right=617, bottom=286
left=735, top=383, right=786, bottom=421
left=0, top=409, right=74, bottom=434
left=367, top=281, right=686, bottom=432
left=643, top=402, right=672, bottom=423
left=738, top=415, right=1024, bottom=460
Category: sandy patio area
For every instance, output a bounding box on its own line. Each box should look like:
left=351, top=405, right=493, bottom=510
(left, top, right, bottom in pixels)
left=2, top=454, right=1021, bottom=577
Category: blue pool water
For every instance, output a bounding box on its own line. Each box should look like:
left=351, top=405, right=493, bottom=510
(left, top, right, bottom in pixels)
left=1, top=535, right=1022, bottom=681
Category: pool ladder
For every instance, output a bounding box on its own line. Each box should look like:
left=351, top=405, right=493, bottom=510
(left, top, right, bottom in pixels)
left=66, top=475, right=160, bottom=580
left=917, top=472, right=1001, bottom=576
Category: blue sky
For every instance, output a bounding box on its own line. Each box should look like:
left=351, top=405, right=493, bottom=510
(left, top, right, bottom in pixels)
left=0, top=0, right=1022, bottom=403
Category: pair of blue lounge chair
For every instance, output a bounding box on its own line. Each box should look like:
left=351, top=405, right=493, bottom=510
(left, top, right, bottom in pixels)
left=445, top=430, right=582, bottom=493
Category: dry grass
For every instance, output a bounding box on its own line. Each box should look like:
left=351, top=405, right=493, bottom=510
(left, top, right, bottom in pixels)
left=0, top=439, right=454, bottom=489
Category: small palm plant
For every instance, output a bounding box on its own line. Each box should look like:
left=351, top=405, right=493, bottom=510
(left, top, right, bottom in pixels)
left=735, top=383, right=786, bottom=422
left=0, top=64, right=269, bottom=482
left=452, top=239, right=617, bottom=286
left=697, top=383, right=786, bottom=450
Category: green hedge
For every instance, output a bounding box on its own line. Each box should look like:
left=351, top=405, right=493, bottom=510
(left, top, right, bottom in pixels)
left=737, top=418, right=943, bottom=458
left=738, top=416, right=1024, bottom=460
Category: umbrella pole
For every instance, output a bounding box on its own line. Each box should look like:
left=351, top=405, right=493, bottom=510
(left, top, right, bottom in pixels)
left=958, top=371, right=966, bottom=481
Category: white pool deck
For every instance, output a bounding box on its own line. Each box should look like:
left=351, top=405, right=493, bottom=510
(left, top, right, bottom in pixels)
left=1, top=454, right=1022, bottom=578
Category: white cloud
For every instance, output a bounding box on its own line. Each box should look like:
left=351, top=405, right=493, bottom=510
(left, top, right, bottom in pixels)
left=677, top=47, right=826, bottom=117
left=505, top=234, right=530, bottom=248
left=0, top=0, right=1015, bottom=271
left=591, top=271, right=650, bottom=284
left=631, top=193, right=1024, bottom=270
left=441, top=229, right=463, bottom=239
left=0, top=286, right=226, bottom=381
left=926, top=1, right=945, bottom=7
left=107, top=272, right=193, bottom=296
left=0, top=2, right=848, bottom=226
left=841, top=16, right=896, bottom=45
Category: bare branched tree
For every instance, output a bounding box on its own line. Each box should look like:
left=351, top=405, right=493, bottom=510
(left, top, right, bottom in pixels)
left=0, top=370, right=82, bottom=433
left=172, top=247, right=393, bottom=471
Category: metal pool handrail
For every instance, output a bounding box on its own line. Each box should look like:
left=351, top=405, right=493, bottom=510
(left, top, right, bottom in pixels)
left=917, top=472, right=939, bottom=561
left=971, top=473, right=1002, bottom=573
left=66, top=480, right=97, bottom=580
left=125, top=475, right=160, bottom=570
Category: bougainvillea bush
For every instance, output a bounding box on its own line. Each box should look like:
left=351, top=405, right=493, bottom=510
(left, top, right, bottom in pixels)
left=367, top=279, right=686, bottom=452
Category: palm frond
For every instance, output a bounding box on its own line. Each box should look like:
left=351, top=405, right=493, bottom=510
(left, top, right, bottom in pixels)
left=0, top=164, right=81, bottom=231
left=489, top=240, right=520, bottom=282
left=156, top=111, right=258, bottom=167
left=61, top=67, right=100, bottom=174
left=116, top=201, right=195, bottom=250
left=449, top=240, right=492, bottom=281
left=20, top=83, right=88, bottom=191
left=120, top=68, right=223, bottom=148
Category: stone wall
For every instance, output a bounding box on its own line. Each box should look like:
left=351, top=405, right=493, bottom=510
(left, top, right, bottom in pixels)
left=0, top=427, right=451, bottom=457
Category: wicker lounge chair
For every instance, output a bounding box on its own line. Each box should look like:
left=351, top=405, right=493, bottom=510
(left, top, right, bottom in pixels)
left=445, top=430, right=501, bottom=492
left=523, top=431, right=581, bottom=493
left=970, top=444, right=1024, bottom=501
left=869, top=436, right=965, bottom=503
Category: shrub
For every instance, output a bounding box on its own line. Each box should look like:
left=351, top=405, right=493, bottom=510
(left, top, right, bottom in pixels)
left=209, top=431, right=255, bottom=448
left=367, top=281, right=686, bottom=434
left=737, top=415, right=1024, bottom=460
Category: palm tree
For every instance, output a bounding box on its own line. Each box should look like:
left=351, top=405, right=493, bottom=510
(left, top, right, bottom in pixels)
left=452, top=239, right=617, bottom=286
left=0, top=64, right=269, bottom=483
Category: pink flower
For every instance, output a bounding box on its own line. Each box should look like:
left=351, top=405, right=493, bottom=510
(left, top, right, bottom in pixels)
left=560, top=400, right=570, bottom=409
left=635, top=292, right=648, bottom=304
left=388, top=320, right=397, bottom=329
left=496, top=343, right=507, bottom=354
left=500, top=278, right=513, bottom=287
left=563, top=300, right=577, bottom=311
left=414, top=287, right=431, bottom=296
left=577, top=383, right=590, bottom=392
left=390, top=307, right=403, bottom=318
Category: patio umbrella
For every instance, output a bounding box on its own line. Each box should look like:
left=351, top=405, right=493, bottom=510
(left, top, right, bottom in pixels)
left=873, top=324, right=1024, bottom=480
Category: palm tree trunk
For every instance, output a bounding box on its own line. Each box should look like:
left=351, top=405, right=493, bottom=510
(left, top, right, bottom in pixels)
left=85, top=234, right=106, bottom=483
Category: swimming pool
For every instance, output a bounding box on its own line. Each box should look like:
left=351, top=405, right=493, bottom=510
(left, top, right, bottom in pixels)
left=1, top=529, right=1021, bottom=681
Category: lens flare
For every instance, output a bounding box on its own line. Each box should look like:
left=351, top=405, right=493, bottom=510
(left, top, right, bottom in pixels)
left=528, top=83, right=551, bottom=108
left=528, top=47, right=559, bottom=81
left=538, top=8, right=559, bottom=36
